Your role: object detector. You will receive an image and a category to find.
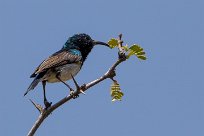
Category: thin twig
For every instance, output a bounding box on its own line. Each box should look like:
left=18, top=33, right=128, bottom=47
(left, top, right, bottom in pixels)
left=27, top=34, right=126, bottom=136
left=29, top=99, right=43, bottom=113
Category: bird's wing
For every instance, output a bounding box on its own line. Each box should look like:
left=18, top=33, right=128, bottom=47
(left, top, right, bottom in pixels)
left=30, top=49, right=82, bottom=77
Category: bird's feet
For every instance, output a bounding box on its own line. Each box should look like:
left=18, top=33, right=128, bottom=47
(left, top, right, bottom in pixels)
left=44, top=100, right=52, bottom=109
left=69, top=89, right=79, bottom=99
left=70, top=75, right=86, bottom=97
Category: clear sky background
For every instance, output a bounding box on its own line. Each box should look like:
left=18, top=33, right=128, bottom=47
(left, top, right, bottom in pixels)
left=0, top=0, right=203, bottom=136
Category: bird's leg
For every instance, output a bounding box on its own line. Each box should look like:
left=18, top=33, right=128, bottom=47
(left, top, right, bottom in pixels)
left=42, top=81, right=52, bottom=109
left=70, top=74, right=85, bottom=95
left=56, top=73, right=78, bottom=99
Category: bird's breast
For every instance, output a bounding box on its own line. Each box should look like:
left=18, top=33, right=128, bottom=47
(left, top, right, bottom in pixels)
left=45, top=62, right=82, bottom=83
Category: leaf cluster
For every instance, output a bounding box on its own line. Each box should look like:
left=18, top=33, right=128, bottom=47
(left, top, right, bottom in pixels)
left=108, top=38, right=147, bottom=60
left=110, top=82, right=124, bottom=102
left=107, top=37, right=147, bottom=102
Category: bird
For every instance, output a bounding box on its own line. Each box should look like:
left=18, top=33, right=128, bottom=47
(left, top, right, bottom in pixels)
left=24, top=33, right=109, bottom=108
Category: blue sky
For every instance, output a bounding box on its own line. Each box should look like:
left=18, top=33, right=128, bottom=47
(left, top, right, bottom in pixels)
left=0, top=0, right=204, bottom=136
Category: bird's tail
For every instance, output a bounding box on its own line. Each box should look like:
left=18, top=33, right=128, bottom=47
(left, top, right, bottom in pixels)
left=24, top=77, right=41, bottom=96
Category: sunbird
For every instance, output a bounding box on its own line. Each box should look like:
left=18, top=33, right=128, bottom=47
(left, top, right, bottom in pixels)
left=24, top=33, right=109, bottom=108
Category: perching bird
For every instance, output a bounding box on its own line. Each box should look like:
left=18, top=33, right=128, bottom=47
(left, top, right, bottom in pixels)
left=24, top=33, right=109, bottom=108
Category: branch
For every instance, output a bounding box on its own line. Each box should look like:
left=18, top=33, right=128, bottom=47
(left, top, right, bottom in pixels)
left=27, top=34, right=126, bottom=136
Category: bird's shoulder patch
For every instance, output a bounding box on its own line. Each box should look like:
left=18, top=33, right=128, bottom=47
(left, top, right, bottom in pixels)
left=69, top=49, right=82, bottom=56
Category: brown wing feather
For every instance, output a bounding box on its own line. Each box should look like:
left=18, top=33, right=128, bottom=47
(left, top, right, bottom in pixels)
left=31, top=50, right=82, bottom=77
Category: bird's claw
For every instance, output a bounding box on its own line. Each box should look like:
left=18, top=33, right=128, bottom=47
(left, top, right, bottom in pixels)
left=44, top=100, right=52, bottom=109
left=72, top=94, right=79, bottom=99
left=70, top=74, right=85, bottom=98
left=70, top=89, right=79, bottom=99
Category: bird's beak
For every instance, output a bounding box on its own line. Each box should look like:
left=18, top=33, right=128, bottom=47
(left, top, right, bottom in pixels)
left=93, top=40, right=109, bottom=47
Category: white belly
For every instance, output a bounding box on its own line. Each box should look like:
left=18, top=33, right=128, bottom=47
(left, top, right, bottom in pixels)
left=45, top=63, right=81, bottom=83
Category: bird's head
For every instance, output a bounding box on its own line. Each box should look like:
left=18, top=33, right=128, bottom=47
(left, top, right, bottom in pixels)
left=63, top=33, right=109, bottom=59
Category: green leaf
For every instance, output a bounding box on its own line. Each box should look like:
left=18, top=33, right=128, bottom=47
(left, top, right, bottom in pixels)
left=110, top=82, right=124, bottom=102
left=122, top=45, right=129, bottom=51
left=108, top=38, right=118, bottom=49
left=126, top=51, right=133, bottom=59
left=128, top=44, right=147, bottom=60
left=129, top=44, right=143, bottom=52
left=136, top=51, right=145, bottom=55
left=137, top=55, right=147, bottom=60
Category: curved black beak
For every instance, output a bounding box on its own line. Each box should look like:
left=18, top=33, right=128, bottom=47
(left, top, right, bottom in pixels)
left=93, top=40, right=109, bottom=47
